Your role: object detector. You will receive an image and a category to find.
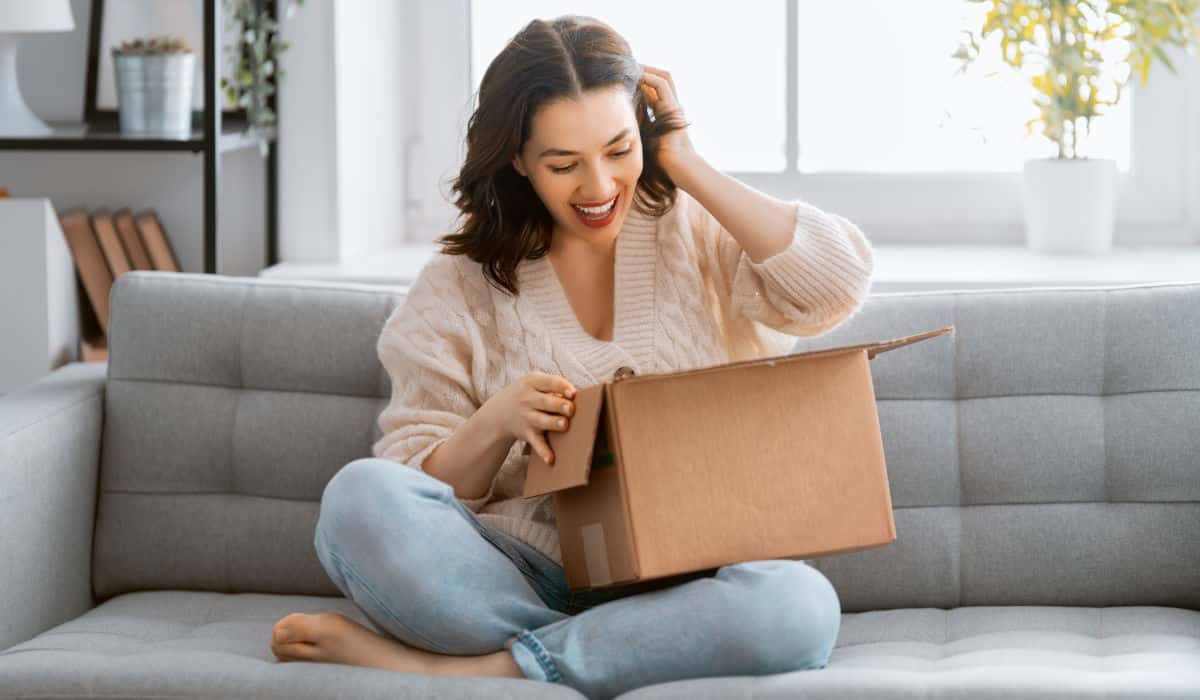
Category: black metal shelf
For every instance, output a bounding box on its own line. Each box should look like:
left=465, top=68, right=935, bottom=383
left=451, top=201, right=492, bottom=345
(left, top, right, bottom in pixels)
left=0, top=120, right=261, bottom=153
left=0, top=0, right=279, bottom=275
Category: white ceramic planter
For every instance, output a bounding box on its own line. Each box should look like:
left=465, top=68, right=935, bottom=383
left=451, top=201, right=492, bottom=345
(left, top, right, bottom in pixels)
left=1020, top=157, right=1118, bottom=254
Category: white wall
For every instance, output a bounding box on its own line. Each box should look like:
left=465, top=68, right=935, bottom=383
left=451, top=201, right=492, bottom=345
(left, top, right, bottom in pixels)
left=330, top=0, right=406, bottom=259
left=277, top=0, right=338, bottom=263
left=404, top=0, right=472, bottom=245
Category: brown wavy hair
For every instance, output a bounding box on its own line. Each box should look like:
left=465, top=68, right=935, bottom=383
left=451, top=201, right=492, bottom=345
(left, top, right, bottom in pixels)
left=437, top=15, right=690, bottom=296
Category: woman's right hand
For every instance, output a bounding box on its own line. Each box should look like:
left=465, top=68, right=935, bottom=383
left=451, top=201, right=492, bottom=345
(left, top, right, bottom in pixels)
left=483, top=372, right=577, bottom=464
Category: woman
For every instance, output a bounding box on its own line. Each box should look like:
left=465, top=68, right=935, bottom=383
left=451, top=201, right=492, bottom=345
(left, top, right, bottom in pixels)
left=269, top=14, right=873, bottom=699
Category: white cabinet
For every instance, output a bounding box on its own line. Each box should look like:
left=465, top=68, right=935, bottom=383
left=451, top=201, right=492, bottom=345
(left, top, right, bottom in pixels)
left=0, top=198, right=83, bottom=394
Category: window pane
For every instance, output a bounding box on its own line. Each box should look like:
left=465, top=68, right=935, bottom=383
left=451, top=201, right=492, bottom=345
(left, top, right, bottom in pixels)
left=795, top=0, right=1131, bottom=173
left=470, top=1, right=786, bottom=172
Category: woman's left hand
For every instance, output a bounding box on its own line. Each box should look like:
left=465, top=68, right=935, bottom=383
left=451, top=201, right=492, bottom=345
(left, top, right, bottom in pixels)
left=639, top=65, right=699, bottom=181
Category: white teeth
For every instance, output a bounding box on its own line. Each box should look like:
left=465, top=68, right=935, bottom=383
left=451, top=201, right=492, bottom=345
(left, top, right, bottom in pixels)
left=573, top=196, right=617, bottom=217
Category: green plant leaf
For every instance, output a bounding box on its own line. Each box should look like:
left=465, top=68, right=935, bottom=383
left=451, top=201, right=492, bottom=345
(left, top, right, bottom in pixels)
left=1151, top=43, right=1177, bottom=73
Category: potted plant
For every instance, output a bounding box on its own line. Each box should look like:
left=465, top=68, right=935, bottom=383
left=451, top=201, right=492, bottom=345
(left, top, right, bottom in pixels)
left=221, top=0, right=304, bottom=157
left=953, top=0, right=1200, bottom=254
left=112, top=35, right=194, bottom=138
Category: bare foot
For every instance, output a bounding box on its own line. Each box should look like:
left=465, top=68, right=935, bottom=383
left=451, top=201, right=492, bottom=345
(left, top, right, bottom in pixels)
left=270, top=612, right=524, bottom=679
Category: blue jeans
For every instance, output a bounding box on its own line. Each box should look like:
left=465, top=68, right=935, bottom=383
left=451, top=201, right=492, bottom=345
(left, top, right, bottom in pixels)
left=313, top=457, right=841, bottom=699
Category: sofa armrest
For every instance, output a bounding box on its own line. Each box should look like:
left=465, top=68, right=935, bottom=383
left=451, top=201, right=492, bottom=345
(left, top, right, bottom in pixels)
left=0, top=362, right=106, bottom=651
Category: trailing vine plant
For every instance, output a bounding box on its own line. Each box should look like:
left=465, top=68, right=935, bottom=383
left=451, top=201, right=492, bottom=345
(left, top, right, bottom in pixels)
left=221, top=0, right=304, bottom=157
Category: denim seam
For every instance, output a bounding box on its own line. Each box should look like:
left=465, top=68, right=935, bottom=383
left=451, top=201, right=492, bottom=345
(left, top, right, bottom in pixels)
left=448, top=498, right=572, bottom=611
left=515, top=629, right=562, bottom=683
left=326, top=548, right=452, bottom=654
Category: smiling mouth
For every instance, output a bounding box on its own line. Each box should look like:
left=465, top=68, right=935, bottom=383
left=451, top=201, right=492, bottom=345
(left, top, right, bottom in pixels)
left=572, top=194, right=619, bottom=219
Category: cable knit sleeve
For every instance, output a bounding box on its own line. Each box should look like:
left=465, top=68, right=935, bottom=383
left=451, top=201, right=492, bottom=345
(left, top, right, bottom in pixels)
left=687, top=191, right=875, bottom=337
left=371, top=258, right=496, bottom=512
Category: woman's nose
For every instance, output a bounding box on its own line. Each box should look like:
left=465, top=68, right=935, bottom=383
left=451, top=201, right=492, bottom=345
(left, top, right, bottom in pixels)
left=580, top=167, right=617, bottom=201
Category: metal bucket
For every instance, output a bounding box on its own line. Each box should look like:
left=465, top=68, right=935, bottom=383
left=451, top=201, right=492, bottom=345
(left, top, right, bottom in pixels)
left=113, top=53, right=194, bottom=137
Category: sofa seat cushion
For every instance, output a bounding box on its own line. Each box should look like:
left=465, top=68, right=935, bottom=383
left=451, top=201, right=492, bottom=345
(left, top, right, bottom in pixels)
left=3, top=595, right=1198, bottom=699
left=620, top=605, right=1200, bottom=699
left=0, top=591, right=584, bottom=700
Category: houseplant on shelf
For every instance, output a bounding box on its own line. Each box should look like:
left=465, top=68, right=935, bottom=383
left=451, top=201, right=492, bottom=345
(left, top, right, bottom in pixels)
left=221, top=0, right=304, bottom=157
left=953, top=0, right=1200, bottom=254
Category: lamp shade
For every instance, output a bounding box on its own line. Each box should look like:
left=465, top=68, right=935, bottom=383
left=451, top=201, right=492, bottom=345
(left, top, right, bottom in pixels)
left=0, top=0, right=74, bottom=33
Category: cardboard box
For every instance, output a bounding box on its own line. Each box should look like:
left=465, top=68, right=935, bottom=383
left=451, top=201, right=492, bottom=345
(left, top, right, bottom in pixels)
left=523, top=325, right=955, bottom=591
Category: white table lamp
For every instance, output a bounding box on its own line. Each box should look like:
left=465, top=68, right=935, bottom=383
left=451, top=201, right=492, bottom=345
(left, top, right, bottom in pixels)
left=0, top=0, right=74, bottom=136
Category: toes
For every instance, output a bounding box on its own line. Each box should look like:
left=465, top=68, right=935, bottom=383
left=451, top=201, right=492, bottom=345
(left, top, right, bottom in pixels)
left=274, top=641, right=320, bottom=662
left=273, top=613, right=317, bottom=645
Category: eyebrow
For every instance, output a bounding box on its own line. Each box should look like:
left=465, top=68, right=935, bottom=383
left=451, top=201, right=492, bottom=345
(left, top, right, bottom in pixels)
left=538, top=128, right=632, bottom=159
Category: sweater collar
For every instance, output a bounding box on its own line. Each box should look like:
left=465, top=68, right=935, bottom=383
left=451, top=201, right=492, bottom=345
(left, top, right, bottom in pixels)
left=520, top=204, right=659, bottom=382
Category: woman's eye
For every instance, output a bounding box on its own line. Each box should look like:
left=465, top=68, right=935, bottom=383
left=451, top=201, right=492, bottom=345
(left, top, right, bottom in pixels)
left=549, top=150, right=632, bottom=174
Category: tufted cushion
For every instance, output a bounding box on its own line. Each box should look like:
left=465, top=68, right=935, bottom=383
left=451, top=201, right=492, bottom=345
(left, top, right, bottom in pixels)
left=93, top=274, right=1200, bottom=613
left=0, top=591, right=577, bottom=699
left=1, top=592, right=1196, bottom=698
left=622, top=605, right=1200, bottom=698
left=93, top=273, right=405, bottom=599
left=793, top=282, right=1200, bottom=612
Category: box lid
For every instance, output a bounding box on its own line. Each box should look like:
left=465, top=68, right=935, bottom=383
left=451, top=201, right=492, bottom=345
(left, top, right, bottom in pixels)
left=522, top=325, right=954, bottom=497
left=523, top=381, right=608, bottom=497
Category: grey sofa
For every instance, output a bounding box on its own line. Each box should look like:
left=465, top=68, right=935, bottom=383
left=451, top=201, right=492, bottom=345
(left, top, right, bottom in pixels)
left=2, top=270, right=1198, bottom=699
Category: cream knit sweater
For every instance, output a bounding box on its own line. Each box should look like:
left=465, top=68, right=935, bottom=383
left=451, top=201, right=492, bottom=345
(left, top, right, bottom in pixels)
left=372, top=190, right=875, bottom=567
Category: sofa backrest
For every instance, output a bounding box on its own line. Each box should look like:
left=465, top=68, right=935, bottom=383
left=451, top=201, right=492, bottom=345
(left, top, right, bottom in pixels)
left=94, top=272, right=402, bottom=600
left=95, top=273, right=1200, bottom=613
left=793, top=281, right=1200, bottom=612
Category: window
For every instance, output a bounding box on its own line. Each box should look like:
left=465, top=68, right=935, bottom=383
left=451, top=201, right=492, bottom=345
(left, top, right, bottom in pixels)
left=470, top=0, right=1131, bottom=173
left=402, top=2, right=1198, bottom=244
left=470, top=2, right=787, bottom=172
left=794, top=0, right=1131, bottom=173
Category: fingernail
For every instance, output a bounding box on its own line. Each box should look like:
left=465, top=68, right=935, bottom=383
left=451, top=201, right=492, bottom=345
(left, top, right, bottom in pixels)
left=277, top=630, right=292, bottom=643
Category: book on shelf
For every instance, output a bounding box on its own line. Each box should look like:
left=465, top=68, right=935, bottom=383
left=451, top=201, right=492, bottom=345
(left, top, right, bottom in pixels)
left=59, top=208, right=114, bottom=334
left=113, top=208, right=154, bottom=270
left=59, top=206, right=181, bottom=365
left=134, top=209, right=181, bottom=272
left=91, top=209, right=132, bottom=279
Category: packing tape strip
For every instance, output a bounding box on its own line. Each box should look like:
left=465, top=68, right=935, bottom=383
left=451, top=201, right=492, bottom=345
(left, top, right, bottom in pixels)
left=580, top=522, right=613, bottom=587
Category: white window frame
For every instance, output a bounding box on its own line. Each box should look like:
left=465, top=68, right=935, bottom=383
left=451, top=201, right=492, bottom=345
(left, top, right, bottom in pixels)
left=401, top=0, right=1200, bottom=246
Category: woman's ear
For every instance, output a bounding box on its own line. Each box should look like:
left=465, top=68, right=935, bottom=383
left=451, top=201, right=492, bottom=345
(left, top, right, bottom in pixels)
left=512, top=154, right=528, bottom=178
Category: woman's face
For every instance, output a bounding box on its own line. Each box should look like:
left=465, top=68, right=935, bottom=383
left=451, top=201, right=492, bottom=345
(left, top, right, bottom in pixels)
left=512, top=86, right=644, bottom=245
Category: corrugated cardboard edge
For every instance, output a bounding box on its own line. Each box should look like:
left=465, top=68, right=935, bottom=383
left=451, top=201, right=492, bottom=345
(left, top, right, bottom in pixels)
left=864, top=325, right=955, bottom=359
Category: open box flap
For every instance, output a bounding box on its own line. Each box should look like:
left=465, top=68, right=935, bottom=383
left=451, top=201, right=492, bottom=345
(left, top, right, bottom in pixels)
left=864, top=325, right=955, bottom=359
left=602, top=325, right=957, bottom=387
left=787, top=326, right=955, bottom=365
left=523, top=381, right=606, bottom=497
left=521, top=325, right=954, bottom=498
